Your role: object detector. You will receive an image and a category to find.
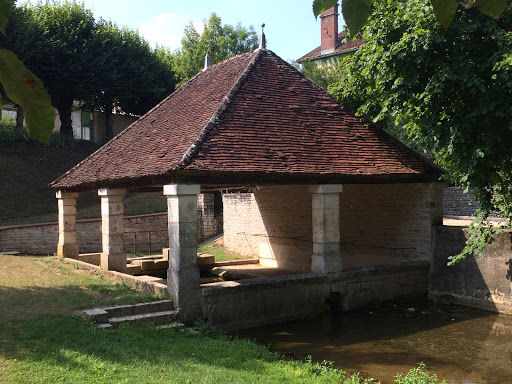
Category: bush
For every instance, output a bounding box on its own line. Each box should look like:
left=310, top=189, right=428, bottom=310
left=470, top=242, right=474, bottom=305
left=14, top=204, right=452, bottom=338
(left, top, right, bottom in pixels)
left=395, top=363, right=448, bottom=384
left=0, top=116, right=22, bottom=143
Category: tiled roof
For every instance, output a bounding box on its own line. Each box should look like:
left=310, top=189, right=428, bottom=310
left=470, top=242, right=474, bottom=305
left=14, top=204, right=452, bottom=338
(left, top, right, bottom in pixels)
left=51, top=49, right=443, bottom=191
left=297, top=30, right=363, bottom=62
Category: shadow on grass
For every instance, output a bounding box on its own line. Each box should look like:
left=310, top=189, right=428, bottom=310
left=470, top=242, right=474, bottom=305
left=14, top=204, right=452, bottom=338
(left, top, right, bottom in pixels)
left=0, top=285, right=342, bottom=383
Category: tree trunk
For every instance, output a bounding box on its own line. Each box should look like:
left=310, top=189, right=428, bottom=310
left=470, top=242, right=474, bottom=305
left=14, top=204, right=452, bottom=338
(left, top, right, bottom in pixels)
left=56, top=102, right=73, bottom=137
left=104, top=106, right=114, bottom=142
left=15, top=105, right=24, bottom=140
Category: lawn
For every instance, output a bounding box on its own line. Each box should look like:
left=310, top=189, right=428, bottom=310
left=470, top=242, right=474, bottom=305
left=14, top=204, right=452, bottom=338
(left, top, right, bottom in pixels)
left=0, top=254, right=358, bottom=384
left=198, top=241, right=253, bottom=262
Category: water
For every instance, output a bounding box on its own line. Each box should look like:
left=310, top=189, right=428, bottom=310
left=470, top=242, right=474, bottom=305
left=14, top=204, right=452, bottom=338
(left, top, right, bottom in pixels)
left=239, top=301, right=512, bottom=384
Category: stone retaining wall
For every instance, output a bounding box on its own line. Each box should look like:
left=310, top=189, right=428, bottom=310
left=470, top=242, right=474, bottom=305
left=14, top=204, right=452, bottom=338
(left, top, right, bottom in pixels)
left=202, top=261, right=429, bottom=330
left=430, top=226, right=512, bottom=314
left=0, top=194, right=220, bottom=255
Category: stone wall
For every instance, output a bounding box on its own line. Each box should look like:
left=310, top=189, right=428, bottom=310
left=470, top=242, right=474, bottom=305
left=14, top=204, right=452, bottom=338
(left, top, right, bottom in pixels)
left=202, top=261, right=429, bottom=330
left=430, top=226, right=512, bottom=315
left=0, top=194, right=219, bottom=255
left=340, top=183, right=441, bottom=264
left=223, top=183, right=442, bottom=271
left=223, top=186, right=313, bottom=272
left=443, top=187, right=479, bottom=217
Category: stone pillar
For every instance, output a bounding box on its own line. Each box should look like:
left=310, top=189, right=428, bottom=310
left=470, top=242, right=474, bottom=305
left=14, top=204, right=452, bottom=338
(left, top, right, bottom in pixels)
left=98, top=188, right=127, bottom=272
left=163, top=184, right=202, bottom=321
left=56, top=191, right=79, bottom=259
left=310, top=184, right=343, bottom=274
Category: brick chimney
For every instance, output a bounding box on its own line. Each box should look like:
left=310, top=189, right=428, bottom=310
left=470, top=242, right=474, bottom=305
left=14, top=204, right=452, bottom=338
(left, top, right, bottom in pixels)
left=320, top=3, right=339, bottom=55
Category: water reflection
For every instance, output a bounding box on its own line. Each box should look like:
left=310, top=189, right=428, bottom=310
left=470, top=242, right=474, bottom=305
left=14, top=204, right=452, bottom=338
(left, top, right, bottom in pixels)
left=239, top=300, right=512, bottom=384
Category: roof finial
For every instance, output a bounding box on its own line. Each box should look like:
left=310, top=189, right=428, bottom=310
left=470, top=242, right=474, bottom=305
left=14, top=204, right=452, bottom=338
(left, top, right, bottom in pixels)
left=259, top=23, right=266, bottom=50
left=203, top=52, right=211, bottom=71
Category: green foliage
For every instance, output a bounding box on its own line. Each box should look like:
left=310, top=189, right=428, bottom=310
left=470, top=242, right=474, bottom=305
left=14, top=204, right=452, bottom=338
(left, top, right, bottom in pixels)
left=313, top=0, right=507, bottom=32
left=1, top=1, right=175, bottom=139
left=169, top=13, right=258, bottom=87
left=0, top=49, right=54, bottom=143
left=298, top=57, right=347, bottom=90
left=330, top=0, right=512, bottom=263
left=394, top=363, right=448, bottom=384
left=0, top=0, right=54, bottom=144
left=341, top=0, right=374, bottom=33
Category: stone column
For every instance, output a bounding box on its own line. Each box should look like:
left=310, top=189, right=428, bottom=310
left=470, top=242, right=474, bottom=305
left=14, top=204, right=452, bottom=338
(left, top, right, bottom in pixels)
left=98, top=188, right=126, bottom=272
left=56, top=191, right=79, bottom=259
left=163, top=184, right=202, bottom=321
left=310, top=184, right=343, bottom=274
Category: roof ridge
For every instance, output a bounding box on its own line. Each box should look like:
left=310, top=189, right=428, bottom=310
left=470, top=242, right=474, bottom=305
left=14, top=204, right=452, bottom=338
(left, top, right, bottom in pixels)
left=174, top=49, right=264, bottom=170
left=50, top=51, right=259, bottom=189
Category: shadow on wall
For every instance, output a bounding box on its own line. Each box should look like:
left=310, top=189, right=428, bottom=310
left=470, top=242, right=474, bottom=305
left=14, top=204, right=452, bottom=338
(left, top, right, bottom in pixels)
left=428, top=226, right=512, bottom=313
left=253, top=185, right=313, bottom=273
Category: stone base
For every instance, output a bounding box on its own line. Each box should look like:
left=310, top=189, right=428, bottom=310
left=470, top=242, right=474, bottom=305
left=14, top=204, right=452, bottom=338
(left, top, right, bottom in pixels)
left=101, top=252, right=127, bottom=273
left=177, top=304, right=203, bottom=323
left=57, top=243, right=79, bottom=259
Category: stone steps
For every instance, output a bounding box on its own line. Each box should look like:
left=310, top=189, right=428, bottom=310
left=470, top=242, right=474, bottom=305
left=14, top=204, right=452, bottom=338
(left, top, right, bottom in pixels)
left=82, top=299, right=182, bottom=329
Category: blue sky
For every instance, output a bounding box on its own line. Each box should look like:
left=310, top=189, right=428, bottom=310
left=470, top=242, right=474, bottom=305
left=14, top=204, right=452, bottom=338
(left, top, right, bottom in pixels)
left=26, top=0, right=343, bottom=62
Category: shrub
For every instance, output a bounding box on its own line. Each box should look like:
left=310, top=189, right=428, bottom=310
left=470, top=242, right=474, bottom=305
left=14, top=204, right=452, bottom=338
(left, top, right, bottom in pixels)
left=395, top=363, right=448, bottom=384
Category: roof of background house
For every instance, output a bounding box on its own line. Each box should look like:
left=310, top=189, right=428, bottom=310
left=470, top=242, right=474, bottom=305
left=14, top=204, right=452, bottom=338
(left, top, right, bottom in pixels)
left=297, top=30, right=363, bottom=62
left=51, top=48, right=443, bottom=192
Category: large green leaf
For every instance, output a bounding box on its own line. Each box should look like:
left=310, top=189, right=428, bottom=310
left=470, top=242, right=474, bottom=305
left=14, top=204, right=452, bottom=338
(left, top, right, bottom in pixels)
left=477, top=0, right=507, bottom=18
left=431, top=0, right=459, bottom=30
left=0, top=0, right=11, bottom=35
left=342, top=0, right=374, bottom=33
left=312, top=0, right=339, bottom=18
left=0, top=49, right=55, bottom=144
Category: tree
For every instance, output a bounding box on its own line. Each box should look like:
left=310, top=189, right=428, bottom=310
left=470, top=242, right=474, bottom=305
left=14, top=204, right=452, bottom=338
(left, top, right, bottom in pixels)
left=329, top=0, right=512, bottom=263
left=297, top=57, right=347, bottom=90
left=0, top=0, right=54, bottom=144
left=86, top=20, right=175, bottom=141
left=312, top=0, right=507, bottom=34
left=169, top=13, right=258, bottom=87
left=2, top=1, right=100, bottom=136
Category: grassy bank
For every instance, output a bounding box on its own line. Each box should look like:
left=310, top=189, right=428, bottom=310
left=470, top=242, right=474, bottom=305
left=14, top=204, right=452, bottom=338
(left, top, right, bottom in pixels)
left=0, top=140, right=167, bottom=226
left=0, top=255, right=360, bottom=383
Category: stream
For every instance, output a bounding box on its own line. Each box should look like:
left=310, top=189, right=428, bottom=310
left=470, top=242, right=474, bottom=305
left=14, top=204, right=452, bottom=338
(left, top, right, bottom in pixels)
left=239, top=300, right=512, bottom=384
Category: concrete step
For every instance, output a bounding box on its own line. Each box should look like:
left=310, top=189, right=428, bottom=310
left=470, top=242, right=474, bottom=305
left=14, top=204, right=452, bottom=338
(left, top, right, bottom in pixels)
left=109, top=310, right=178, bottom=329
left=83, top=300, right=174, bottom=323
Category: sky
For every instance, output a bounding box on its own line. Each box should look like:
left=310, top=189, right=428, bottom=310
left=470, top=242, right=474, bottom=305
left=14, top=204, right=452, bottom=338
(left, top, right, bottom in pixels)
left=26, top=0, right=343, bottom=62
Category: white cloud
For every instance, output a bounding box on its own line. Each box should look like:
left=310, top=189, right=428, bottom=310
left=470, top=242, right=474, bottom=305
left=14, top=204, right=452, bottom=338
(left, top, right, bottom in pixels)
left=139, top=13, right=205, bottom=50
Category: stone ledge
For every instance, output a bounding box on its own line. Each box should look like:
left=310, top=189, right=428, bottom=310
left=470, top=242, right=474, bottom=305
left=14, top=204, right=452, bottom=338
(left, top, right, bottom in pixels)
left=63, top=258, right=168, bottom=298
left=201, top=272, right=326, bottom=296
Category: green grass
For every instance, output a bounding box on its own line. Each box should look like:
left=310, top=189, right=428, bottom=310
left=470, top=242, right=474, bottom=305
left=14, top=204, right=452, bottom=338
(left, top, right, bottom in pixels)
left=0, top=254, right=355, bottom=383
left=198, top=242, right=253, bottom=262
left=0, top=254, right=445, bottom=384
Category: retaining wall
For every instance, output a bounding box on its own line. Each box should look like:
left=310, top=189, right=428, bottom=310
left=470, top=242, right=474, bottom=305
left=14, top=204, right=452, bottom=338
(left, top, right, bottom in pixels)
left=0, top=194, right=220, bottom=255
left=430, top=226, right=512, bottom=314
left=202, top=261, right=429, bottom=330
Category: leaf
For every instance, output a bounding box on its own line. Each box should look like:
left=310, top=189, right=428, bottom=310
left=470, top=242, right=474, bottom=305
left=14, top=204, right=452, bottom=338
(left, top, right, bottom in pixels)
left=342, top=0, right=375, bottom=34
left=431, top=0, right=459, bottom=30
left=312, top=0, right=339, bottom=18
left=0, top=49, right=55, bottom=144
left=477, top=0, right=507, bottom=18
left=0, top=0, right=11, bottom=35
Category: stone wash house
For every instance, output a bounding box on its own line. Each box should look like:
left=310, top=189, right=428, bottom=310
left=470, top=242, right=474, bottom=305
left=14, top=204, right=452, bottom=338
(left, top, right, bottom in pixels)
left=51, top=47, right=444, bottom=328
